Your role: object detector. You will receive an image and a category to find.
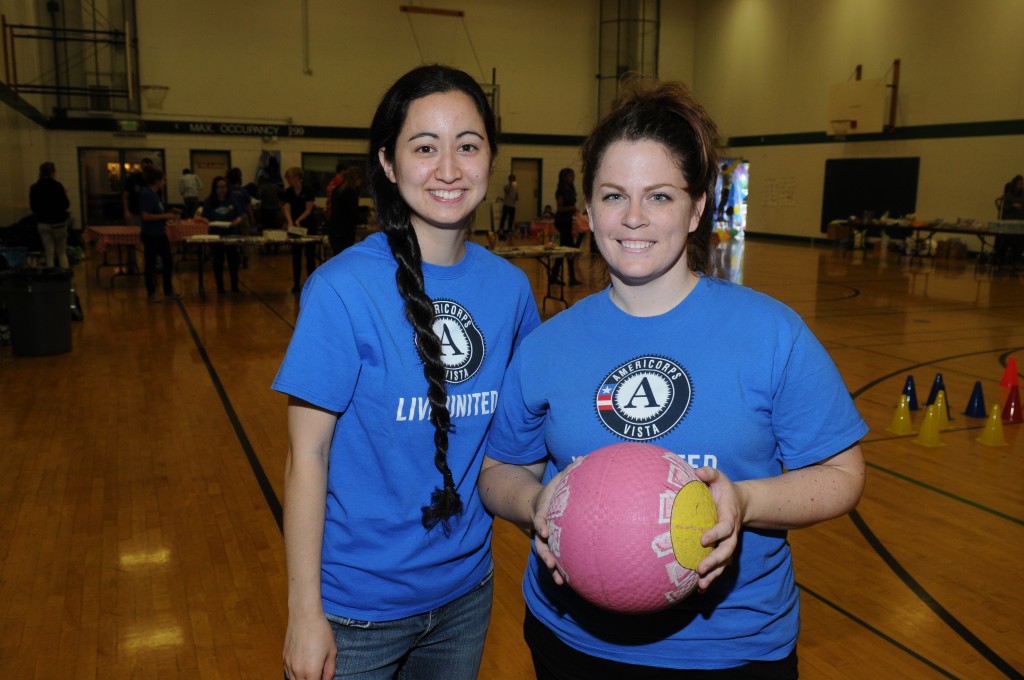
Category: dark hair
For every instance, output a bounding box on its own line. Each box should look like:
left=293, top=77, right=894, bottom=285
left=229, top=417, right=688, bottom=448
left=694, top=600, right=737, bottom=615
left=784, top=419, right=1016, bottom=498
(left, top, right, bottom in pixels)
left=39, top=162, right=56, bottom=179
left=227, top=167, right=242, bottom=186
left=557, top=167, right=574, bottom=188
left=367, top=64, right=497, bottom=533
left=581, top=79, right=719, bottom=275
left=205, top=175, right=228, bottom=204
left=144, top=167, right=165, bottom=185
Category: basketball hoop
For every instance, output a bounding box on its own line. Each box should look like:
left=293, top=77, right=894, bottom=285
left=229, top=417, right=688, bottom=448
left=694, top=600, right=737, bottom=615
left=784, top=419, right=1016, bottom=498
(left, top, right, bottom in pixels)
left=829, top=119, right=855, bottom=140
left=140, top=85, right=169, bottom=110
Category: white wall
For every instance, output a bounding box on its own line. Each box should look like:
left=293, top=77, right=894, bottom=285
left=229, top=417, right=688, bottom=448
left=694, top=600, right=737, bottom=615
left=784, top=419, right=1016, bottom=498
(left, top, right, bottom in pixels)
left=136, top=0, right=600, bottom=136
left=687, top=0, right=1024, bottom=236
left=6, top=1, right=1024, bottom=237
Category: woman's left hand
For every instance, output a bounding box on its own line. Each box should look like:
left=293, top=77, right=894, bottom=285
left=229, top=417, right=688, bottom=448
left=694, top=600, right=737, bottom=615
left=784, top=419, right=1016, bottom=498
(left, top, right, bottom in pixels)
left=531, top=467, right=570, bottom=585
left=693, top=466, right=743, bottom=592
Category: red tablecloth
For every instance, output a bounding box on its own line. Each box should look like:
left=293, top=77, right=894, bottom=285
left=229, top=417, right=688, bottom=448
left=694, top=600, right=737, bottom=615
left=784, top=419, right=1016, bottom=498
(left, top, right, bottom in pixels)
left=85, top=226, right=140, bottom=253
left=86, top=220, right=209, bottom=252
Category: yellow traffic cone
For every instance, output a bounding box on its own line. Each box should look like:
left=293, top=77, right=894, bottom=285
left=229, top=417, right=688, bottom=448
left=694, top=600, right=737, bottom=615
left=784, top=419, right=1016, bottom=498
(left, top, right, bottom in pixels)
left=934, top=390, right=952, bottom=430
left=977, top=403, right=1008, bottom=447
left=886, top=394, right=916, bottom=435
left=914, top=405, right=944, bottom=447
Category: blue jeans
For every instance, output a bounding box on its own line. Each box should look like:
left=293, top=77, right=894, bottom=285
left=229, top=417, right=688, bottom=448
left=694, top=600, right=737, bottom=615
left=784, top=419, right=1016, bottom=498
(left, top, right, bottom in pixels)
left=325, top=567, right=493, bottom=679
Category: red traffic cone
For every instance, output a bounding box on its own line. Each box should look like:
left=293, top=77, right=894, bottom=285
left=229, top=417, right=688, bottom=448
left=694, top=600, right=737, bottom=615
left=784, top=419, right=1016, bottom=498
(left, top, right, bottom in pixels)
left=1001, top=356, right=1019, bottom=389
left=1003, top=385, right=1023, bottom=424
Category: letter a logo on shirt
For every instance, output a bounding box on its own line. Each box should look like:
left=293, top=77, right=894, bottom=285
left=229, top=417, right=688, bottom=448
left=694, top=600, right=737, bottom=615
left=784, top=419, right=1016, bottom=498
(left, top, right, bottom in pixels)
left=431, top=298, right=485, bottom=384
left=594, top=355, right=691, bottom=441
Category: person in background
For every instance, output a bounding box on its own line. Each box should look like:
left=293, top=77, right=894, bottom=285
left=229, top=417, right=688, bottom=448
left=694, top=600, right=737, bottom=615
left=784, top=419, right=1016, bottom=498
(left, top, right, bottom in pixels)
left=202, top=176, right=243, bottom=294
left=122, top=157, right=153, bottom=273
left=29, top=161, right=71, bottom=269
left=282, top=166, right=318, bottom=293
left=996, top=174, right=1024, bottom=268
left=478, top=79, right=866, bottom=680
left=257, top=175, right=282, bottom=232
left=228, top=167, right=257, bottom=268
left=178, top=169, right=202, bottom=218
left=548, top=167, right=581, bottom=286
left=324, top=160, right=346, bottom=220
left=499, top=173, right=518, bottom=241
left=138, top=167, right=182, bottom=302
left=326, top=165, right=364, bottom=256
left=274, top=64, right=539, bottom=680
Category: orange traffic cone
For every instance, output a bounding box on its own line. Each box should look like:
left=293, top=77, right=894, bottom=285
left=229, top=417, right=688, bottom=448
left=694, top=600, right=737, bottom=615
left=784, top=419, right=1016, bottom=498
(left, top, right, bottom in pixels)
left=914, top=405, right=944, bottom=447
left=1003, top=385, right=1023, bottom=424
left=934, top=390, right=952, bottom=430
left=978, top=404, right=1008, bottom=447
left=886, top=394, right=916, bottom=435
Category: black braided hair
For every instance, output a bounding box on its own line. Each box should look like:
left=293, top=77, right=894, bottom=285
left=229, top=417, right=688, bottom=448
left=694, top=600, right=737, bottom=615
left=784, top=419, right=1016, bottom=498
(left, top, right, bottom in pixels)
left=366, top=65, right=498, bottom=534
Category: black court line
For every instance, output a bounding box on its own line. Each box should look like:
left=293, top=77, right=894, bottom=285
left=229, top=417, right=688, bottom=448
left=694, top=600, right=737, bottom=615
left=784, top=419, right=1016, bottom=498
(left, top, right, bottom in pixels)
left=864, top=461, right=1024, bottom=526
left=849, top=346, right=1024, bottom=400
left=848, top=511, right=1023, bottom=679
left=177, top=299, right=284, bottom=533
left=848, top=349, right=1024, bottom=678
left=795, top=581, right=961, bottom=679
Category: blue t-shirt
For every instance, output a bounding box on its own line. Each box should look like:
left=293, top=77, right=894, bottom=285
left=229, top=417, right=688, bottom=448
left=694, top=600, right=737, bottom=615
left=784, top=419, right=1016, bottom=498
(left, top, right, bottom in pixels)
left=138, top=187, right=167, bottom=237
left=202, top=197, right=242, bottom=235
left=272, top=232, right=540, bottom=620
left=486, top=277, right=868, bottom=670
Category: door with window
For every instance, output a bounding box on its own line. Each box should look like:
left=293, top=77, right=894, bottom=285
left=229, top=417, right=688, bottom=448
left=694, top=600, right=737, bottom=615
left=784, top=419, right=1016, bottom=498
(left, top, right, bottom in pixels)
left=511, top=158, right=542, bottom=221
left=190, top=150, right=232, bottom=203
left=78, top=148, right=166, bottom=227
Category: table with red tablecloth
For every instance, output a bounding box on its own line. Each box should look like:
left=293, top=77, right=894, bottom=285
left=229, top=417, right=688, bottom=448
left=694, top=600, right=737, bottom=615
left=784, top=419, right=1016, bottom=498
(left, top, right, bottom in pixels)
left=85, top=220, right=210, bottom=285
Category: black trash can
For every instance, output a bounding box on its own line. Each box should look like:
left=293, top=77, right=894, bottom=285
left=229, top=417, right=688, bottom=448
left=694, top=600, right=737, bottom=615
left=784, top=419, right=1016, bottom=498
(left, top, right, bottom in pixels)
left=3, top=268, right=73, bottom=356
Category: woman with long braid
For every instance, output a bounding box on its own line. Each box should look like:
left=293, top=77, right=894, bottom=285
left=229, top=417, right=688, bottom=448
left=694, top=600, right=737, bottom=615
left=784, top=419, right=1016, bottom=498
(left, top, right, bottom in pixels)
left=273, top=65, right=540, bottom=680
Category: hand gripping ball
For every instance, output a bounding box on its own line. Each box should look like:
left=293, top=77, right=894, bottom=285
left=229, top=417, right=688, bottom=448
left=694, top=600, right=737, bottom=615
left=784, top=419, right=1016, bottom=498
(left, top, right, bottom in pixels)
left=545, top=442, right=718, bottom=614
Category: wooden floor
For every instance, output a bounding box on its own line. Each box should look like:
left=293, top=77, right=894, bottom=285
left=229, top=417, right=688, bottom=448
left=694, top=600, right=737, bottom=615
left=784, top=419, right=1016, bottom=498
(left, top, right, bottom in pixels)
left=1, top=234, right=1022, bottom=679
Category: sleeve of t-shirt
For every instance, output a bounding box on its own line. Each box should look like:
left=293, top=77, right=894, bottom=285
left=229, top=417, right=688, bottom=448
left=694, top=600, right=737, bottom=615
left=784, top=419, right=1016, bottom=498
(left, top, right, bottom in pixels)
left=771, top=315, right=868, bottom=470
left=485, top=348, right=549, bottom=465
left=271, top=273, right=360, bottom=413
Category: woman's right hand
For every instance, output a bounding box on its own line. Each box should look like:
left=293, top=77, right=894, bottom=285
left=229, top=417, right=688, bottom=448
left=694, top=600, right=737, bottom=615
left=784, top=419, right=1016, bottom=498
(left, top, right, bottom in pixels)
left=283, top=611, right=336, bottom=680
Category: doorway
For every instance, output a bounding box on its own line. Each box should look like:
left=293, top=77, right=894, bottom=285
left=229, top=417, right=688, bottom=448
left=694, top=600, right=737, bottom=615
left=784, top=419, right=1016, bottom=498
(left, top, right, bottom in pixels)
left=511, top=158, right=542, bottom=220
left=190, top=150, right=232, bottom=201
left=78, top=148, right=166, bottom=227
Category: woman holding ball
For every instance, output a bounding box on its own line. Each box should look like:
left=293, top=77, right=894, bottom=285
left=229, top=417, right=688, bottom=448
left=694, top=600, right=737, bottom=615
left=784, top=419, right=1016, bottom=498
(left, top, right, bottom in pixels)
left=274, top=65, right=539, bottom=680
left=478, top=80, right=867, bottom=678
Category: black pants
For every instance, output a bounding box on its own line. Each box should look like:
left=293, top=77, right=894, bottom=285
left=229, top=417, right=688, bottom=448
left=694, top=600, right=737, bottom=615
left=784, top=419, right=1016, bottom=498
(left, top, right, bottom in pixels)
left=211, top=244, right=240, bottom=291
left=549, top=217, right=576, bottom=282
left=291, top=242, right=318, bottom=288
left=499, top=205, right=516, bottom=237
left=141, top=232, right=174, bottom=295
left=524, top=609, right=798, bottom=680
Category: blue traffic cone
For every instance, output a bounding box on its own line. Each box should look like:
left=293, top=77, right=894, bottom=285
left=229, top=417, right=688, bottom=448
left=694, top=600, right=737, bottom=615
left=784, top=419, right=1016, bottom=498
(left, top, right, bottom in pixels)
left=902, top=375, right=919, bottom=411
left=926, top=373, right=951, bottom=419
left=963, top=381, right=987, bottom=418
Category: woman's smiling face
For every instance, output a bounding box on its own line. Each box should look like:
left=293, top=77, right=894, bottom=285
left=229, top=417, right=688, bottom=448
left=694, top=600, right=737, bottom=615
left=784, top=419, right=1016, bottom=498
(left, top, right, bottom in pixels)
left=587, top=139, right=705, bottom=292
left=380, top=91, right=492, bottom=236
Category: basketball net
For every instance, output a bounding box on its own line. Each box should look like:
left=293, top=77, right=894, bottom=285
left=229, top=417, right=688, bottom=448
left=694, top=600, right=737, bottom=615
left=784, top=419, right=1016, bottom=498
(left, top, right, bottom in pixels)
left=140, top=85, right=170, bottom=111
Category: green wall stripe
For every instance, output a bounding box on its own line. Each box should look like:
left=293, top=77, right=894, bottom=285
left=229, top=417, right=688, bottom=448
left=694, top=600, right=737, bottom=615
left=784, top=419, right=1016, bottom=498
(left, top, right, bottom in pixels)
left=730, top=119, right=1024, bottom=147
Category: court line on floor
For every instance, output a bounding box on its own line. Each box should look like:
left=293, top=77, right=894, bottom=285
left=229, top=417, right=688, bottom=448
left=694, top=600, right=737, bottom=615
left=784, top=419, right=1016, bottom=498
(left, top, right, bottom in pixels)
left=177, top=299, right=284, bottom=533
left=795, top=581, right=960, bottom=680
left=847, top=510, right=1023, bottom=679
left=849, top=350, right=1024, bottom=680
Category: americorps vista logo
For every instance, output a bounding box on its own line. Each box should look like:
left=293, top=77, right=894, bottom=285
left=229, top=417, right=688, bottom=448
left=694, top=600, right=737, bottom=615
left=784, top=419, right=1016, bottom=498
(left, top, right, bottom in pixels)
left=595, top=355, right=692, bottom=440
left=431, top=298, right=485, bottom=384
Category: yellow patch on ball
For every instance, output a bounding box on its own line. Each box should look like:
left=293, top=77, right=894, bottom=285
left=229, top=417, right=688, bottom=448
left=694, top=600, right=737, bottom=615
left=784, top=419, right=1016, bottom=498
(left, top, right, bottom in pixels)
left=670, top=480, right=718, bottom=570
